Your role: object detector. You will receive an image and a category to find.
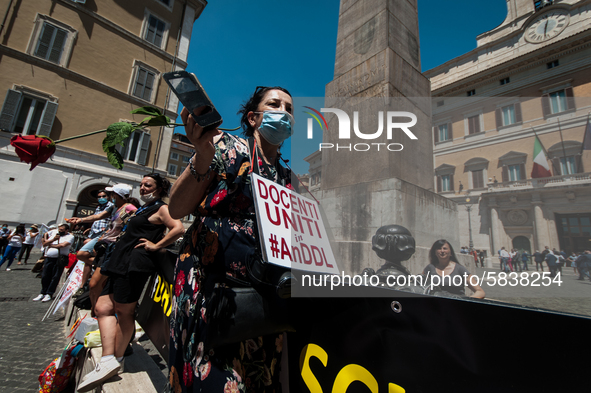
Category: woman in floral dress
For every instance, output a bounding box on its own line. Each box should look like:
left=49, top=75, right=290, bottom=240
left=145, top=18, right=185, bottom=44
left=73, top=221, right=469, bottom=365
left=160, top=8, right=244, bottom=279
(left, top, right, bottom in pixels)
left=168, top=86, right=294, bottom=392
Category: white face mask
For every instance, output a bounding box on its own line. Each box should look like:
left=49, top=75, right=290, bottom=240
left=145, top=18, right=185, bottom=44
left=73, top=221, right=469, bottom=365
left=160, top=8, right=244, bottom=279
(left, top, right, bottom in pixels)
left=140, top=192, right=157, bottom=203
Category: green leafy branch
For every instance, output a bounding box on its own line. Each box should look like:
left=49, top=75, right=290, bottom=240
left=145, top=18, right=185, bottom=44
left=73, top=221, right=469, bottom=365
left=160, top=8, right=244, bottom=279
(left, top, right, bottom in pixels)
left=99, top=106, right=184, bottom=169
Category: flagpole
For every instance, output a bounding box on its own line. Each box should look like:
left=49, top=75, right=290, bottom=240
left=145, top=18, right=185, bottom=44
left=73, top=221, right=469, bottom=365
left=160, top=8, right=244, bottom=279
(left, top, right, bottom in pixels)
left=557, top=118, right=569, bottom=174
left=579, top=112, right=591, bottom=156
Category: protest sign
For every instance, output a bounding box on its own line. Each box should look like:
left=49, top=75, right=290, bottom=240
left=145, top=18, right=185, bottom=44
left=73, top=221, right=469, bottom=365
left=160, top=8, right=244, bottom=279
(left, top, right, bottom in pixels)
left=251, top=173, right=339, bottom=275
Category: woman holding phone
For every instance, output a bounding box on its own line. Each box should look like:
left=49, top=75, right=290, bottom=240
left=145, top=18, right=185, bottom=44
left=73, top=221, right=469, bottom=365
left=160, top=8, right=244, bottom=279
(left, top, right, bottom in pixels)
left=167, top=86, right=294, bottom=392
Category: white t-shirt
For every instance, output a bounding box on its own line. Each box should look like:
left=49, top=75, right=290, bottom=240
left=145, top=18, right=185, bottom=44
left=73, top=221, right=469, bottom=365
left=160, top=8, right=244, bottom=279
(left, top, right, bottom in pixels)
left=8, top=231, right=24, bottom=247
left=44, top=230, right=74, bottom=258
left=24, top=231, right=37, bottom=245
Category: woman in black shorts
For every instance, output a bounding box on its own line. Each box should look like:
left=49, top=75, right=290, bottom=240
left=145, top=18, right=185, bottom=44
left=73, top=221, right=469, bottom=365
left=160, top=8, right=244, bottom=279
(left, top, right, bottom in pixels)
left=78, top=174, right=184, bottom=392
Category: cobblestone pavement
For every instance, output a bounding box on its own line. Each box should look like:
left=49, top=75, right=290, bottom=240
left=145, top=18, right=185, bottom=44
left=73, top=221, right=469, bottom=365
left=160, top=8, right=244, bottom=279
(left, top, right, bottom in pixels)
left=0, top=250, right=70, bottom=392
left=473, top=264, right=591, bottom=317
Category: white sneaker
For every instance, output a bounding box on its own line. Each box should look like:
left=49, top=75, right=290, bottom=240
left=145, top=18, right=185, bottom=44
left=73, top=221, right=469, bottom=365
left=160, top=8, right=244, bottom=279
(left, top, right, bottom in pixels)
left=118, top=358, right=125, bottom=375
left=32, top=294, right=44, bottom=301
left=42, top=294, right=52, bottom=302
left=5, top=268, right=10, bottom=271
left=77, top=357, right=121, bottom=392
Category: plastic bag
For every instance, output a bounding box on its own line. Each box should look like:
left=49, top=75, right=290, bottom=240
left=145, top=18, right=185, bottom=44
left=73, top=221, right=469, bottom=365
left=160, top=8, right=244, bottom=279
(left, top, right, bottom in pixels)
left=84, top=329, right=102, bottom=348
left=38, top=345, right=76, bottom=393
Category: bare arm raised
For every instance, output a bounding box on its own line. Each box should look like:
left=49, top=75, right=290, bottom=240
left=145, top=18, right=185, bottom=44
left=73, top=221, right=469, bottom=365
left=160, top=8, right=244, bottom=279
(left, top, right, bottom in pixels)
left=169, top=107, right=222, bottom=219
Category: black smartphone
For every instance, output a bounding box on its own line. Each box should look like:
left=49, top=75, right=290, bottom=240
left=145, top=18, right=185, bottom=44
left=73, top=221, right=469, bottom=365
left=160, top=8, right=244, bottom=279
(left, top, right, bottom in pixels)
left=163, top=71, right=223, bottom=131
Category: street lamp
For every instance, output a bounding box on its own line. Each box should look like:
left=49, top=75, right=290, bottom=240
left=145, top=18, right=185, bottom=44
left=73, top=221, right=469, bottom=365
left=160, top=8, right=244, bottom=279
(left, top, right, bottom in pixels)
left=465, top=197, right=474, bottom=250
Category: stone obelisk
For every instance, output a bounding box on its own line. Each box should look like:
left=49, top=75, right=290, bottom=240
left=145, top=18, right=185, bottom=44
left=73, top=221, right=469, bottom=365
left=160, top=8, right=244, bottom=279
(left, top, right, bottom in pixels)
left=318, top=0, right=459, bottom=274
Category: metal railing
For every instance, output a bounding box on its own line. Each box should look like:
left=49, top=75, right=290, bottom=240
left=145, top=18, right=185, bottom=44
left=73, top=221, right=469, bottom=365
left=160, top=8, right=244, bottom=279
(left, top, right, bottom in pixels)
left=485, top=172, right=591, bottom=191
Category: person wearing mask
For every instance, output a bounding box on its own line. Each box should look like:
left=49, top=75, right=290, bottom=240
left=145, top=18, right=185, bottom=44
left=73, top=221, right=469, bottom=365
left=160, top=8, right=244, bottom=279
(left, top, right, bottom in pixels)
left=66, top=189, right=118, bottom=285
left=69, top=185, right=131, bottom=287
left=167, top=86, right=295, bottom=392
left=33, top=224, right=74, bottom=302
left=17, top=224, right=39, bottom=265
left=77, top=174, right=183, bottom=392
left=0, top=224, right=26, bottom=271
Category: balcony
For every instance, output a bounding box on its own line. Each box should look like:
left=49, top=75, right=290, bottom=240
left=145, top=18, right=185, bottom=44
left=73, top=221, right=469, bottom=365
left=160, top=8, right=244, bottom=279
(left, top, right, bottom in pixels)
left=484, top=172, right=591, bottom=193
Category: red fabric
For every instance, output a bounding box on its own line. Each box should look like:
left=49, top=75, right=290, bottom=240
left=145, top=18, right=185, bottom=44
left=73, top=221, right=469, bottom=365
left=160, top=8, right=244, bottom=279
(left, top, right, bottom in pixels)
left=531, top=163, right=552, bottom=178
left=10, top=134, right=56, bottom=170
left=67, top=253, right=77, bottom=269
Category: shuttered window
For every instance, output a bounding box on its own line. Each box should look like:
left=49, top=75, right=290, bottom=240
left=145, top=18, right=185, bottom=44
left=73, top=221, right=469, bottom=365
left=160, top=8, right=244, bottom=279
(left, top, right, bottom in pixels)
left=133, top=67, right=156, bottom=102
left=0, top=89, right=58, bottom=136
left=434, top=123, right=450, bottom=142
left=34, top=22, right=68, bottom=64
left=437, top=174, right=454, bottom=192
left=145, top=15, right=166, bottom=48
left=472, top=170, right=484, bottom=189
left=467, top=115, right=480, bottom=134
left=117, top=130, right=150, bottom=166
left=542, top=87, right=575, bottom=116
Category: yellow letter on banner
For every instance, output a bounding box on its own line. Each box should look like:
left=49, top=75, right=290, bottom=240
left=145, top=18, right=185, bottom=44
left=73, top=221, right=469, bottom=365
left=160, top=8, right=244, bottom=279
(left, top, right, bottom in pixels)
left=331, top=364, right=378, bottom=393
left=389, top=383, right=405, bottom=393
left=300, top=344, right=328, bottom=393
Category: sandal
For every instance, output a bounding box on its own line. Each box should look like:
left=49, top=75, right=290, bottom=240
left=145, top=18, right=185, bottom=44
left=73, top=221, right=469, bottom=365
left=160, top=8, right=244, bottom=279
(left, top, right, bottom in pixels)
left=17, top=262, right=22, bottom=265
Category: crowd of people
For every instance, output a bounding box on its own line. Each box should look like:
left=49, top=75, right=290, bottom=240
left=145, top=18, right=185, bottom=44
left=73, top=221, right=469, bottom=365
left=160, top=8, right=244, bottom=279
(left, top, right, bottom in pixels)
left=4, top=84, right=591, bottom=393
left=493, top=246, right=591, bottom=280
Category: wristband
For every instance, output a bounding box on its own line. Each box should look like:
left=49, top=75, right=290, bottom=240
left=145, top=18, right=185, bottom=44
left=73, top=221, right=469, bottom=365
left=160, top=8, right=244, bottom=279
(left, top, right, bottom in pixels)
left=190, top=157, right=213, bottom=182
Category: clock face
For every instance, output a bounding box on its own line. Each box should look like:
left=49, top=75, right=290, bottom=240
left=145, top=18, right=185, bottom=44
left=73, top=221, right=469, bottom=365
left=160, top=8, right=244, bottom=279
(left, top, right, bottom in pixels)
left=525, top=9, right=570, bottom=43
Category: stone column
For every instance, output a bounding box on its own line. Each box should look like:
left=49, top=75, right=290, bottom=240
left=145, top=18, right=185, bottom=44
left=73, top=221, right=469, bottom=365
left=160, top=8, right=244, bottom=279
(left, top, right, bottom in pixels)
left=489, top=197, right=501, bottom=260
left=532, top=193, right=549, bottom=250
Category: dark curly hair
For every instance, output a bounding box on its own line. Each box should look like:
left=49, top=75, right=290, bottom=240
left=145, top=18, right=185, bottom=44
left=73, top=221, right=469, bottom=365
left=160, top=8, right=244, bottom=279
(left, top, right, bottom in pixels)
left=143, top=173, right=171, bottom=198
left=428, top=239, right=459, bottom=266
left=237, top=86, right=292, bottom=137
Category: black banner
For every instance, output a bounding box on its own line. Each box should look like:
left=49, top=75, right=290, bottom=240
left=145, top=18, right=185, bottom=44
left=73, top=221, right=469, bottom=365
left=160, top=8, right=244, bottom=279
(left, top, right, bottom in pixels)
left=136, top=261, right=591, bottom=392
left=287, top=285, right=591, bottom=392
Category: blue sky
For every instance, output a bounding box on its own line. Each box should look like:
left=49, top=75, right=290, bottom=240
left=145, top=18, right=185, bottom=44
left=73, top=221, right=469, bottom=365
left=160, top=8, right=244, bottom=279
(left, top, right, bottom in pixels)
left=183, top=0, right=507, bottom=174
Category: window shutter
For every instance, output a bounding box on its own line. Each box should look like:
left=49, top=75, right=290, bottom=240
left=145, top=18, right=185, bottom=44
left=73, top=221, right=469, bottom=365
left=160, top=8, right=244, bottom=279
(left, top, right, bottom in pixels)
left=495, top=108, right=502, bottom=128
left=35, top=23, right=55, bottom=60
left=502, top=166, right=508, bottom=182
left=449, top=174, right=454, bottom=191
left=541, top=94, right=550, bottom=117
left=117, top=138, right=130, bottom=160
left=146, top=16, right=156, bottom=43
left=36, top=101, right=58, bottom=136
left=472, top=170, right=484, bottom=189
left=550, top=157, right=560, bottom=176
left=519, top=163, right=526, bottom=180
left=0, top=89, right=22, bottom=131
left=433, top=126, right=439, bottom=143
left=575, top=154, right=583, bottom=173
left=133, top=69, right=147, bottom=98
left=48, top=28, right=67, bottom=64
left=437, top=176, right=442, bottom=192
left=154, top=19, right=165, bottom=48
left=565, top=87, right=575, bottom=110
left=137, top=131, right=150, bottom=165
left=514, top=103, right=522, bottom=123
left=143, top=71, right=154, bottom=102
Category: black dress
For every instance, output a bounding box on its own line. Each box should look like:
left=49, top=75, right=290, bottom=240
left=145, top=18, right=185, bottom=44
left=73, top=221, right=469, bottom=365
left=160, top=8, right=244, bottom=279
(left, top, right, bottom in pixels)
left=101, top=200, right=166, bottom=303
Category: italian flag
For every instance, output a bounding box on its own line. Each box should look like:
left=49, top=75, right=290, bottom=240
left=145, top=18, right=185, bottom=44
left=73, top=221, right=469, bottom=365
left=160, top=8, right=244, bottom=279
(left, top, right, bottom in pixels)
left=531, top=136, right=552, bottom=178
